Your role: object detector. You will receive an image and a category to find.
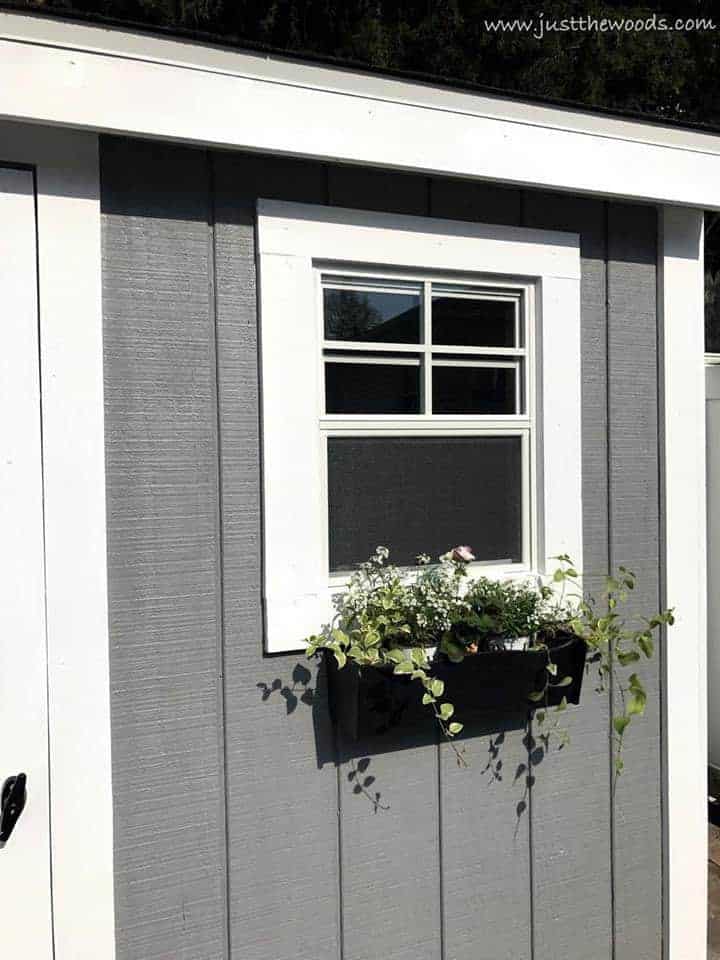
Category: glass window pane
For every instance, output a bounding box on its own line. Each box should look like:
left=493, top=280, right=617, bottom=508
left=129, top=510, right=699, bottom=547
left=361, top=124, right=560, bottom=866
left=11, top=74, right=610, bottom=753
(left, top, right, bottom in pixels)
left=432, top=296, right=516, bottom=347
left=707, top=275, right=720, bottom=352
left=327, top=436, right=523, bottom=571
left=325, top=361, right=421, bottom=414
left=432, top=364, right=517, bottom=415
left=324, top=288, right=421, bottom=343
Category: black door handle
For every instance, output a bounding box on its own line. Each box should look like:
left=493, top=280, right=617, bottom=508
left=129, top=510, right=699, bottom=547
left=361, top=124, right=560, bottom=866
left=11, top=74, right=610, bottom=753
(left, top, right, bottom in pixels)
left=0, top=773, right=27, bottom=846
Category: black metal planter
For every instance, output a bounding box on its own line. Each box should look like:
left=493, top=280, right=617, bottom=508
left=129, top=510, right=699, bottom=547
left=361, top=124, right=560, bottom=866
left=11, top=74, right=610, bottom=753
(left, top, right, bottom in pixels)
left=326, top=632, right=587, bottom=741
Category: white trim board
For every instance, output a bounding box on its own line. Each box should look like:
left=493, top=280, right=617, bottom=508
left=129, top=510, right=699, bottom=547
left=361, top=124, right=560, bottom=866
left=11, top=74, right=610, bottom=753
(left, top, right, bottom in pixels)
left=2, top=12, right=720, bottom=208
left=257, top=200, right=582, bottom=652
left=0, top=164, right=54, bottom=956
left=660, top=206, right=707, bottom=960
left=0, top=120, right=114, bottom=960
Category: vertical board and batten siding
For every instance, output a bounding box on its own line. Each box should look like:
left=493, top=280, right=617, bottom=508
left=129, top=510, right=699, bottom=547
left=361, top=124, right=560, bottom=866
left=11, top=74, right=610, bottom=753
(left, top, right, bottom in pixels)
left=101, top=136, right=662, bottom=960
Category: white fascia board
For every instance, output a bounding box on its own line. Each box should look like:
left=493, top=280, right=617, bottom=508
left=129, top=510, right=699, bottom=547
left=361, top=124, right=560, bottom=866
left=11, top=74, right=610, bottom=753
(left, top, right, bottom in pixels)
left=2, top=12, right=720, bottom=208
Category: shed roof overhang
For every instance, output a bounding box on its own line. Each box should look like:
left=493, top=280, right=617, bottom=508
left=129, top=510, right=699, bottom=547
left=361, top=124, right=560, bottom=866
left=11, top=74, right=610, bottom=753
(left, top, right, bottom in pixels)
left=2, top=10, right=720, bottom=209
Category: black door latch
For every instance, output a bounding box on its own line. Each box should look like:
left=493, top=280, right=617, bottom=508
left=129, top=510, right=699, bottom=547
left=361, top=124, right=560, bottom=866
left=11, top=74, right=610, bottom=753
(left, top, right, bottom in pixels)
left=0, top=773, right=27, bottom=846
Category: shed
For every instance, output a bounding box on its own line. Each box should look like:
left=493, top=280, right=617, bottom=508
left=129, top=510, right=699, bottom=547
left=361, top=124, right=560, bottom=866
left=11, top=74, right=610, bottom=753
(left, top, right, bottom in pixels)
left=0, top=10, right=711, bottom=960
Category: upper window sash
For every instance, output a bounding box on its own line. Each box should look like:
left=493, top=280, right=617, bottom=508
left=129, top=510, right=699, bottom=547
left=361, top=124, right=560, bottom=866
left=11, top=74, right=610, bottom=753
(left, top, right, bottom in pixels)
left=320, top=272, right=530, bottom=419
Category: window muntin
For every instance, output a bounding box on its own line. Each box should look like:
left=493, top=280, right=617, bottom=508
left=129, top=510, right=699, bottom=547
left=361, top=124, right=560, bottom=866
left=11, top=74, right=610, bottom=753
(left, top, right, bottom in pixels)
left=320, top=273, right=533, bottom=575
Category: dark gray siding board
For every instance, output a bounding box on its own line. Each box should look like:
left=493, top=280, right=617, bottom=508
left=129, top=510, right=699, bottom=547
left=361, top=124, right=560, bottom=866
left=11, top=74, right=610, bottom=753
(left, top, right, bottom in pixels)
left=102, top=139, right=664, bottom=960
left=430, top=179, right=532, bottom=960
left=327, top=168, right=444, bottom=960
left=211, top=152, right=342, bottom=960
left=430, top=177, right=524, bottom=226
left=327, top=165, right=428, bottom=214
left=607, top=202, right=662, bottom=960
left=102, top=138, right=228, bottom=960
left=523, top=192, right=613, bottom=960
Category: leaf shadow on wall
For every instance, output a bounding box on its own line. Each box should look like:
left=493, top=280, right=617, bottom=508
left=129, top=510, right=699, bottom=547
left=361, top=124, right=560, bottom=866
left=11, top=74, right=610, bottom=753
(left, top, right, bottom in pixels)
left=256, top=659, right=390, bottom=813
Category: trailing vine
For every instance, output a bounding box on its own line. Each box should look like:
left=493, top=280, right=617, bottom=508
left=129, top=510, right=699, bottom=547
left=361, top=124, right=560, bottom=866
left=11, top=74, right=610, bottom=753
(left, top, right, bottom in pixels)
left=304, top=546, right=674, bottom=776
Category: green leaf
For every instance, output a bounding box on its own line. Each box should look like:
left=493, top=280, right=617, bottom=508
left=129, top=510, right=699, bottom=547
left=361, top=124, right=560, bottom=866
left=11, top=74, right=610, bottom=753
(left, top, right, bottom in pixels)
left=555, top=697, right=568, bottom=712
left=384, top=648, right=406, bottom=664
left=448, top=722, right=463, bottom=735
left=527, top=690, right=545, bottom=702
left=333, top=649, right=347, bottom=669
left=638, top=634, right=654, bottom=658
left=614, top=715, right=631, bottom=736
left=431, top=679, right=445, bottom=698
left=547, top=661, right=558, bottom=676
left=439, top=702, right=454, bottom=720
left=332, top=628, right=349, bottom=646
left=555, top=676, right=573, bottom=687
left=348, top=645, right=364, bottom=660
left=393, top=662, right=413, bottom=675
left=627, top=695, right=646, bottom=717
left=422, top=693, right=435, bottom=705
left=618, top=650, right=641, bottom=666
left=536, top=710, right=546, bottom=724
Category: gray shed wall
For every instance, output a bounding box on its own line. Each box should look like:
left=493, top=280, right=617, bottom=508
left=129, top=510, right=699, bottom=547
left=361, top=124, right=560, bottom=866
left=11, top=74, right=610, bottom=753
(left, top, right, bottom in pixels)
left=101, top=136, right=662, bottom=960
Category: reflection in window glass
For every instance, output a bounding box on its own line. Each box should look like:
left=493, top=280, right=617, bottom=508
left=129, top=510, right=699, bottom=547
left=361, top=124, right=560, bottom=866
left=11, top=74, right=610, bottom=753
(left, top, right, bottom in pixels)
left=324, top=288, right=421, bottom=343
left=432, top=296, right=516, bottom=348
left=325, top=361, right=421, bottom=414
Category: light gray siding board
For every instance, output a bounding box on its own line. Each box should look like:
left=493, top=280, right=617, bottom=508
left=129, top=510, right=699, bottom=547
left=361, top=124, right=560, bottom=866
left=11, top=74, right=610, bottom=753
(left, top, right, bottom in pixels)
left=102, top=138, right=228, bottom=960
left=607, top=202, right=662, bottom=960
left=327, top=166, right=444, bottom=960
left=337, top=732, right=443, bottom=960
left=439, top=717, right=532, bottom=960
left=430, top=178, right=532, bottom=960
left=523, top=192, right=613, bottom=960
left=102, top=138, right=666, bottom=960
left=211, top=152, right=342, bottom=960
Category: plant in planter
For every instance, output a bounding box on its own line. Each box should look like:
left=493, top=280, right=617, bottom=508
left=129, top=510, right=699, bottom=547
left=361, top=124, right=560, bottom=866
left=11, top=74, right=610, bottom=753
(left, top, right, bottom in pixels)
left=304, top=546, right=673, bottom=776
left=548, top=556, right=674, bottom=778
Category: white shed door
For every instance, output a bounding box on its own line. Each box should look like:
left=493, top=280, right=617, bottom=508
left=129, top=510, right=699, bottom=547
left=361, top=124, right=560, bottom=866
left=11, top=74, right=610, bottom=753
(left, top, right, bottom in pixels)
left=0, top=166, right=54, bottom=952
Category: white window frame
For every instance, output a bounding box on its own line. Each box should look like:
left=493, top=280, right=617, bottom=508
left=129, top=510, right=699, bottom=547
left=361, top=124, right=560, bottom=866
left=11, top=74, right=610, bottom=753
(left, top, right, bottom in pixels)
left=257, top=200, right=582, bottom=653
left=319, top=268, right=535, bottom=583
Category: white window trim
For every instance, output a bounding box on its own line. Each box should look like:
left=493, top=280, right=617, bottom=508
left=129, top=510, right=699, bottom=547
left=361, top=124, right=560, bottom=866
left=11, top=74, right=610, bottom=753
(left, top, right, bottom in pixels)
left=258, top=199, right=582, bottom=653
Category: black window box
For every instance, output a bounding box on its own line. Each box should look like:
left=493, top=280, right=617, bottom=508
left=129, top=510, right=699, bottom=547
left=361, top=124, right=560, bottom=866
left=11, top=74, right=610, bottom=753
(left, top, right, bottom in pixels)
left=325, top=632, right=587, bottom=741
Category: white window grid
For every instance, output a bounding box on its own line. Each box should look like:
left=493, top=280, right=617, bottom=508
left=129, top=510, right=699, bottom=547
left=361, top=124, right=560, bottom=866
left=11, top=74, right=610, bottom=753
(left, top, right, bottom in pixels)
left=315, top=266, right=538, bottom=585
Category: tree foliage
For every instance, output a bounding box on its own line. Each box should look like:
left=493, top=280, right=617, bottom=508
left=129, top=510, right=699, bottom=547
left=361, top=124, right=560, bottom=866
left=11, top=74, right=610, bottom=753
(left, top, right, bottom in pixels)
left=16, top=0, right=720, bottom=125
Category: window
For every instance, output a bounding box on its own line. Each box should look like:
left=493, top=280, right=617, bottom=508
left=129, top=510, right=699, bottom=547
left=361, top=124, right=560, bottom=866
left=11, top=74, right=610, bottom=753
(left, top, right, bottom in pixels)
left=320, top=274, right=532, bottom=575
left=257, top=200, right=582, bottom=652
